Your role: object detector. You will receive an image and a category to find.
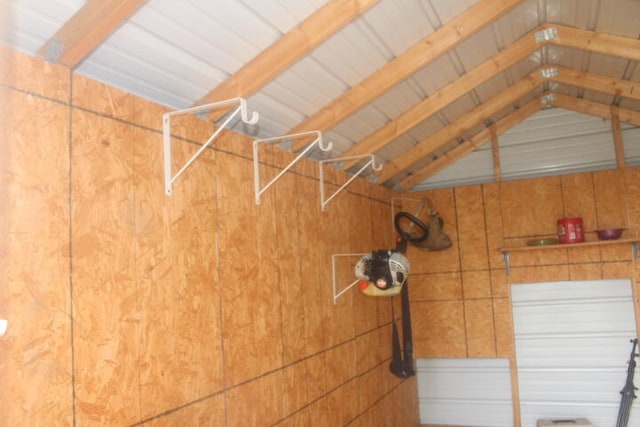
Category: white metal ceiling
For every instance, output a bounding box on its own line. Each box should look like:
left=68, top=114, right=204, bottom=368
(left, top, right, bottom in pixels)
left=2, top=0, right=639, bottom=191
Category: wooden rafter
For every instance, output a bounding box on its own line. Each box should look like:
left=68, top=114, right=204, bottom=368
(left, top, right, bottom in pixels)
left=368, top=64, right=640, bottom=186
left=288, top=0, right=526, bottom=151
left=397, top=97, right=545, bottom=191
left=339, top=26, right=640, bottom=171
left=338, top=25, right=545, bottom=170
left=399, top=94, right=640, bottom=191
left=194, top=0, right=380, bottom=118
left=37, top=0, right=148, bottom=68
left=376, top=71, right=545, bottom=184
left=548, top=24, right=640, bottom=62
left=551, top=66, right=640, bottom=101
left=549, top=94, right=640, bottom=127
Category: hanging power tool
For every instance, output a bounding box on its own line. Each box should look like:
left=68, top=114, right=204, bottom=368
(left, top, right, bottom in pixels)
left=354, top=211, right=429, bottom=378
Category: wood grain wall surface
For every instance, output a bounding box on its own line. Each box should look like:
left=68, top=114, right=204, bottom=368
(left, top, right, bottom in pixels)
left=3, top=44, right=640, bottom=427
left=409, top=165, right=640, bottom=426
left=0, top=46, right=418, bottom=426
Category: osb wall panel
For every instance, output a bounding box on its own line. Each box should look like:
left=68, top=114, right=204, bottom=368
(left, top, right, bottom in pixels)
left=134, top=125, right=223, bottom=418
left=72, top=73, right=134, bottom=122
left=500, top=177, right=563, bottom=238
left=455, top=186, right=489, bottom=271
left=71, top=109, right=140, bottom=425
left=3, top=48, right=419, bottom=427
left=412, top=166, right=640, bottom=426
left=0, top=44, right=70, bottom=102
left=0, top=87, right=73, bottom=425
left=593, top=170, right=627, bottom=229
left=217, top=149, right=284, bottom=388
left=560, top=173, right=597, bottom=227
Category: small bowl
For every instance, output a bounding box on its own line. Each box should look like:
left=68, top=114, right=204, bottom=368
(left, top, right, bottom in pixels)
left=527, top=238, right=558, bottom=246
left=595, top=228, right=625, bottom=240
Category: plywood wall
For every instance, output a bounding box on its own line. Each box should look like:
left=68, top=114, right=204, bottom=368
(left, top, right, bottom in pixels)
left=410, top=167, right=640, bottom=426
left=0, top=47, right=418, bottom=426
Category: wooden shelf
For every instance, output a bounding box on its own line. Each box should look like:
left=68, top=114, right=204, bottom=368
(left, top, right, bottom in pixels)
left=498, top=237, right=639, bottom=276
left=499, top=237, right=640, bottom=253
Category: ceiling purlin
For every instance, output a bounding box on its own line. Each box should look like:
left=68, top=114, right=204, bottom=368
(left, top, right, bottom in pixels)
left=288, top=0, right=526, bottom=151
left=397, top=97, right=546, bottom=191
left=194, top=0, right=381, bottom=121
left=338, top=25, right=545, bottom=170
left=37, top=0, right=149, bottom=68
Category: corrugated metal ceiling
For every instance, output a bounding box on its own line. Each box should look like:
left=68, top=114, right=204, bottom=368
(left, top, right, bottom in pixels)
left=2, top=0, right=639, bottom=191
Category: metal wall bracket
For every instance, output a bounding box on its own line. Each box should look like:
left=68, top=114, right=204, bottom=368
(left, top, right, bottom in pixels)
left=331, top=253, right=367, bottom=304
left=253, top=131, right=332, bottom=205
left=163, top=97, right=259, bottom=196
left=319, top=154, right=382, bottom=211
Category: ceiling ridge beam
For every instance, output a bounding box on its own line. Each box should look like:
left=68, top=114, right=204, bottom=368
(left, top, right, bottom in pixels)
left=195, top=0, right=380, bottom=115
left=37, top=0, right=148, bottom=68
left=397, top=97, right=545, bottom=191
left=549, top=93, right=640, bottom=127
left=546, top=23, right=640, bottom=62
left=339, top=24, right=546, bottom=170
left=375, top=70, right=545, bottom=184
left=549, top=66, right=640, bottom=101
left=288, top=0, right=526, bottom=151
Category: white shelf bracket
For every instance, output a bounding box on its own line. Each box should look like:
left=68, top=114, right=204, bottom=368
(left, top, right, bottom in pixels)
left=254, top=131, right=332, bottom=205
left=331, top=253, right=367, bottom=304
left=163, top=97, right=259, bottom=196
left=319, top=154, right=382, bottom=211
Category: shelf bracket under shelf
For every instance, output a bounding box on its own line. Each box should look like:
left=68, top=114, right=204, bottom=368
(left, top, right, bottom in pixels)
left=502, top=251, right=511, bottom=277
left=163, top=97, right=259, bottom=196
left=254, top=131, right=332, bottom=205
left=319, top=154, right=382, bottom=211
left=331, top=253, right=367, bottom=304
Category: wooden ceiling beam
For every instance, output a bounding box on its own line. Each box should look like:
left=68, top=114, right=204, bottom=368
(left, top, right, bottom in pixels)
left=397, top=97, right=544, bottom=191
left=549, top=93, right=640, bottom=127
left=289, top=0, right=526, bottom=151
left=379, top=66, right=640, bottom=186
left=376, top=71, right=544, bottom=184
left=399, top=94, right=640, bottom=191
left=341, top=26, right=640, bottom=170
left=338, top=25, right=545, bottom=170
left=547, top=24, right=640, bottom=62
left=610, top=106, right=626, bottom=169
left=490, top=126, right=502, bottom=181
left=550, top=66, right=640, bottom=101
left=37, top=0, right=148, bottom=68
left=195, top=0, right=380, bottom=117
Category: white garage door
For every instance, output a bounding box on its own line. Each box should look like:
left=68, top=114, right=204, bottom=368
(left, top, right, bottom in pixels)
left=512, top=279, right=639, bottom=427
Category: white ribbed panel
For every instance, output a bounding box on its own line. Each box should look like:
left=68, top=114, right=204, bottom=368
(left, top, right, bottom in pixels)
left=416, top=358, right=513, bottom=427
left=512, top=279, right=639, bottom=427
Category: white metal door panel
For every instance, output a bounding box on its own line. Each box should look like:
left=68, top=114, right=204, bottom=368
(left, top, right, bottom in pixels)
left=512, top=279, right=639, bottom=427
left=417, top=358, right=513, bottom=427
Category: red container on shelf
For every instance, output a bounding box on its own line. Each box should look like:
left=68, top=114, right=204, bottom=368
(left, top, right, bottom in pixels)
left=557, top=217, right=584, bottom=243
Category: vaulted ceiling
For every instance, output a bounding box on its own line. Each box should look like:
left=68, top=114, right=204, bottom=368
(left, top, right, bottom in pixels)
left=2, top=0, right=640, bottom=191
